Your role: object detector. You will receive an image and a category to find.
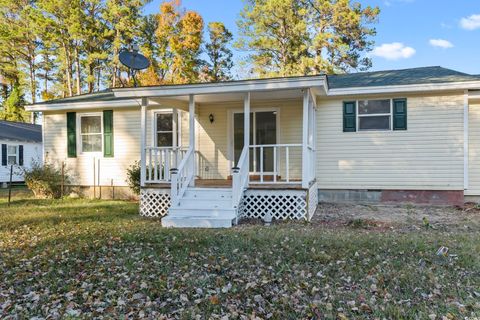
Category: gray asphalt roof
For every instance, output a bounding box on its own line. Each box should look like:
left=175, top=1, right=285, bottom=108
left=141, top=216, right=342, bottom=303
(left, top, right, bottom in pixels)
left=38, top=89, right=129, bottom=105
left=30, top=66, right=480, bottom=106
left=0, top=120, right=42, bottom=142
left=327, top=66, right=480, bottom=89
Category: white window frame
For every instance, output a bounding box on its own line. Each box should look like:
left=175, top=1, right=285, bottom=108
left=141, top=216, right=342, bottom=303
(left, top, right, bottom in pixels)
left=77, top=112, right=103, bottom=154
left=7, top=144, right=18, bottom=165
left=356, top=99, right=394, bottom=132
left=152, top=109, right=181, bottom=148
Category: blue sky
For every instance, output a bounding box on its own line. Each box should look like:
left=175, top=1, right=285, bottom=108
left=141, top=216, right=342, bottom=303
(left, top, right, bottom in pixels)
left=143, top=0, right=480, bottom=75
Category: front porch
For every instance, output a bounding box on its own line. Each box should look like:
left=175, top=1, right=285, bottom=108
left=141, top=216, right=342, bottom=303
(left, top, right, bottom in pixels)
left=123, top=78, right=323, bottom=227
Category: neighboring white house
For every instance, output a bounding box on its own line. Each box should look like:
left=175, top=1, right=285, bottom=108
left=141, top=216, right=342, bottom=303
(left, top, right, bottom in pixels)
left=25, top=66, right=480, bottom=228
left=0, top=120, right=43, bottom=183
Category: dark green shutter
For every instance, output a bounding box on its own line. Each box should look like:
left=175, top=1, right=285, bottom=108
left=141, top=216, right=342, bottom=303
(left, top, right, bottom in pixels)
left=343, top=101, right=356, bottom=132
left=393, top=98, right=407, bottom=130
left=103, top=110, right=114, bottom=157
left=19, top=145, right=23, bottom=166
left=1, top=144, right=6, bottom=166
left=66, top=112, right=77, bottom=158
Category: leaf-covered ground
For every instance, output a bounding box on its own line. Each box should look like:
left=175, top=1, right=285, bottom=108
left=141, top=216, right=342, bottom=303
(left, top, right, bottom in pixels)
left=0, top=191, right=479, bottom=319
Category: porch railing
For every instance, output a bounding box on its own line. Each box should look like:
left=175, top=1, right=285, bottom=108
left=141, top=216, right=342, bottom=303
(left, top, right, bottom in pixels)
left=170, top=147, right=195, bottom=206
left=232, top=146, right=249, bottom=210
left=248, top=143, right=302, bottom=184
left=145, top=147, right=188, bottom=183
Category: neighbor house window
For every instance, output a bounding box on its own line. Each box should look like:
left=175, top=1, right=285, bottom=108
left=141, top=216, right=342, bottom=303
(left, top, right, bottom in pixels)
left=79, top=113, right=102, bottom=152
left=155, top=112, right=180, bottom=147
left=358, top=99, right=392, bottom=131
left=7, top=145, right=18, bottom=165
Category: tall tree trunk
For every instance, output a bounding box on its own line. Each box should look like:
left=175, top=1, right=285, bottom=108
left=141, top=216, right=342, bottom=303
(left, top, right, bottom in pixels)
left=74, top=45, right=81, bottom=95
left=63, top=43, right=73, bottom=97
left=88, top=64, right=94, bottom=93
left=97, top=68, right=101, bottom=91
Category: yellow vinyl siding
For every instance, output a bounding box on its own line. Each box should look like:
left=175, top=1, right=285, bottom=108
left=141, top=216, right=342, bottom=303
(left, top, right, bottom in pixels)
left=44, top=108, right=140, bottom=186
left=43, top=99, right=304, bottom=185
left=316, top=93, right=465, bottom=190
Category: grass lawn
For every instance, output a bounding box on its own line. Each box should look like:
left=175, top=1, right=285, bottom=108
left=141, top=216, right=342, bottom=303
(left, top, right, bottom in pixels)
left=0, top=191, right=479, bottom=319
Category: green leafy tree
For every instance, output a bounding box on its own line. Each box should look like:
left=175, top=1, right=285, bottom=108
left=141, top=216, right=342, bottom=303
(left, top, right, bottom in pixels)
left=204, top=22, right=233, bottom=82
left=0, top=84, right=27, bottom=121
left=236, top=0, right=379, bottom=76
left=103, top=0, right=145, bottom=88
left=155, top=1, right=204, bottom=84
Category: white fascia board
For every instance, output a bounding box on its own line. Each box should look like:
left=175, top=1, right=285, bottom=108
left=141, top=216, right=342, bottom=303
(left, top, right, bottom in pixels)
left=112, top=76, right=326, bottom=98
left=25, top=99, right=142, bottom=112
left=327, top=81, right=480, bottom=96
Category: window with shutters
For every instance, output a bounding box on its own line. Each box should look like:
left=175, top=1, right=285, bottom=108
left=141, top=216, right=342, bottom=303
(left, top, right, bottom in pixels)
left=78, top=113, right=103, bottom=153
left=7, top=145, right=18, bottom=165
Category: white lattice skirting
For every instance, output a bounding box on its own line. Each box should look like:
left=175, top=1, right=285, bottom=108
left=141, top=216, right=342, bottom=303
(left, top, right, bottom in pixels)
left=140, top=186, right=318, bottom=221
left=240, top=187, right=318, bottom=221
left=140, top=188, right=171, bottom=217
left=307, top=182, right=318, bottom=220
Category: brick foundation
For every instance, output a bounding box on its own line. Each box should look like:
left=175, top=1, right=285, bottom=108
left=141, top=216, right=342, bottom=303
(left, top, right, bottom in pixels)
left=380, top=190, right=464, bottom=206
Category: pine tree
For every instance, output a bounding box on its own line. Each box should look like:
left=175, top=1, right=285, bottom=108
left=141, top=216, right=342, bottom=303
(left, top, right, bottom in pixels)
left=103, top=0, right=145, bottom=88
left=236, top=0, right=379, bottom=76
left=205, top=22, right=233, bottom=82
left=0, top=84, right=27, bottom=121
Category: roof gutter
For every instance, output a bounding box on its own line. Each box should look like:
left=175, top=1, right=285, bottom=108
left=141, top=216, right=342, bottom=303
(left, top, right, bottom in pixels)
left=25, top=98, right=142, bottom=112
left=327, top=80, right=480, bottom=96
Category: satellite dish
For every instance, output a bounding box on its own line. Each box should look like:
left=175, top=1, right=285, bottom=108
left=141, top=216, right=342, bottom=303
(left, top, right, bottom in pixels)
left=118, top=45, right=150, bottom=87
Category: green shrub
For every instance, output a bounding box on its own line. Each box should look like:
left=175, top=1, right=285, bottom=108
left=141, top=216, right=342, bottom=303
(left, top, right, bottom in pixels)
left=23, top=161, right=69, bottom=199
left=126, top=161, right=141, bottom=195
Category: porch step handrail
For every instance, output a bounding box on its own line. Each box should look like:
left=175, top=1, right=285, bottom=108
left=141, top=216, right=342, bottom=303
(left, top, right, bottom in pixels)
left=232, top=145, right=249, bottom=212
left=170, top=147, right=195, bottom=206
left=145, top=146, right=189, bottom=183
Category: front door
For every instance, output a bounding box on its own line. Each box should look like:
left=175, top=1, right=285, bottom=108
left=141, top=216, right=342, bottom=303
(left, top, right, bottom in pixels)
left=233, top=110, right=277, bottom=173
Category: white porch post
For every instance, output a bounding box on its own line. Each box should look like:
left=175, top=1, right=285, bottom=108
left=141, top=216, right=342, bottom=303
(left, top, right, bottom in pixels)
left=189, top=94, right=195, bottom=187
left=244, top=92, right=250, bottom=149
left=140, top=97, right=148, bottom=187
left=302, top=89, right=310, bottom=188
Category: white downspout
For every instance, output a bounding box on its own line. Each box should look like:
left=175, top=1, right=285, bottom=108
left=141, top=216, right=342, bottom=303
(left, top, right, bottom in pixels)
left=464, top=90, right=469, bottom=190
left=140, top=97, right=147, bottom=187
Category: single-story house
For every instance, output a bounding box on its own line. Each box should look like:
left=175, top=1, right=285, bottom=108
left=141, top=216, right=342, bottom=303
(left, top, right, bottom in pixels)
left=25, top=66, right=480, bottom=227
left=0, top=120, right=43, bottom=183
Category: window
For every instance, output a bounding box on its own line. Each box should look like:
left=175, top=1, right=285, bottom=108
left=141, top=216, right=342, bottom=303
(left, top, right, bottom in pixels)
left=156, top=113, right=174, bottom=147
left=358, top=99, right=391, bottom=131
left=79, top=114, right=102, bottom=152
left=7, top=145, right=17, bottom=165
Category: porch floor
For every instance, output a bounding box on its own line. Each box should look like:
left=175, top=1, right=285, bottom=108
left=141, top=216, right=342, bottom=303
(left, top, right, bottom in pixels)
left=144, top=179, right=305, bottom=190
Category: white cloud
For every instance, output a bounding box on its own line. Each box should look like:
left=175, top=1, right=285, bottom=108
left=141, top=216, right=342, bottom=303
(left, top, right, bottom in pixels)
left=429, top=39, right=454, bottom=49
left=460, top=14, right=480, bottom=30
left=371, top=43, right=416, bottom=60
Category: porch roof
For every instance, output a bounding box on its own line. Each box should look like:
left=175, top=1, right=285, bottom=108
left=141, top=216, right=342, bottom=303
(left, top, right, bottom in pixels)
left=111, top=75, right=326, bottom=98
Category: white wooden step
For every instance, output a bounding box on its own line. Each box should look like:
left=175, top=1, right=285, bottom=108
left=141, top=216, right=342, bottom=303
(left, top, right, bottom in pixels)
left=168, top=207, right=236, bottom=217
left=162, top=215, right=236, bottom=228
left=173, top=198, right=232, bottom=209
left=183, top=188, right=232, bottom=200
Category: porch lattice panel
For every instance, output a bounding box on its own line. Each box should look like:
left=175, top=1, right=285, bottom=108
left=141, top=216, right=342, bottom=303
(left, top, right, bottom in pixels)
left=240, top=189, right=308, bottom=220
left=307, top=182, right=318, bottom=221
left=140, top=188, right=170, bottom=217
